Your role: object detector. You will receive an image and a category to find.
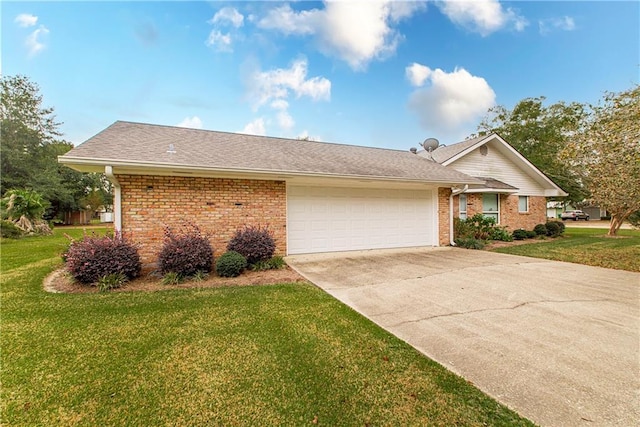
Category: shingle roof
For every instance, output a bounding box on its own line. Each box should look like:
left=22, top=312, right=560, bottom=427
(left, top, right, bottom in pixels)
left=428, top=135, right=487, bottom=164
left=470, top=177, right=519, bottom=191
left=60, top=121, right=481, bottom=184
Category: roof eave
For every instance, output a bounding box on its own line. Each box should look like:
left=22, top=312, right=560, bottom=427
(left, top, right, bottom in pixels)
left=58, top=156, right=482, bottom=186
left=465, top=188, right=519, bottom=194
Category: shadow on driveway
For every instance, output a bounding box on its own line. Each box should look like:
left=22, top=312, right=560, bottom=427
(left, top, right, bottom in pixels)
left=287, top=247, right=640, bottom=427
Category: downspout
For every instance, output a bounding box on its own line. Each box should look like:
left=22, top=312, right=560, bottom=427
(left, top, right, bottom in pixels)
left=104, top=166, right=122, bottom=232
left=449, top=185, right=468, bottom=246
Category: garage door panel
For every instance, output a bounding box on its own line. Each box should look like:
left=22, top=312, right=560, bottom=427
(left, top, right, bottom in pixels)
left=287, top=186, right=435, bottom=255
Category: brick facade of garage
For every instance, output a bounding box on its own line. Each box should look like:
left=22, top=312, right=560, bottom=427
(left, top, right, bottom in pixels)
left=117, top=175, right=287, bottom=269
left=438, top=188, right=452, bottom=246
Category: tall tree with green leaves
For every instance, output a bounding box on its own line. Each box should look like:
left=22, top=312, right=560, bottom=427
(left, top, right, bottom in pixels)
left=1, top=75, right=61, bottom=194
left=475, top=97, right=588, bottom=204
left=1, top=75, right=112, bottom=219
left=562, top=86, right=640, bottom=236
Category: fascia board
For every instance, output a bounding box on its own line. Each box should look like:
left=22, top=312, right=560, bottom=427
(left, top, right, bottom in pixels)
left=58, top=156, right=483, bottom=187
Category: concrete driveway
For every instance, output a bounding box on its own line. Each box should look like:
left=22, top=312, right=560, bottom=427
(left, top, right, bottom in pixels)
left=287, top=247, right=640, bottom=427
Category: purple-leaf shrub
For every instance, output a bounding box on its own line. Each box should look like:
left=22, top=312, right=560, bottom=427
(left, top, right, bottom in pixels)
left=226, top=225, right=275, bottom=265
left=158, top=222, right=213, bottom=276
left=65, top=232, right=141, bottom=284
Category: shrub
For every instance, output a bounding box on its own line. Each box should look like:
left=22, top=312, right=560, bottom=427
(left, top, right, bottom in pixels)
left=161, top=272, right=182, bottom=286
left=0, top=220, right=22, bottom=239
left=66, top=233, right=141, bottom=284
left=158, top=222, right=213, bottom=277
left=191, top=270, right=209, bottom=282
left=216, top=251, right=247, bottom=277
left=250, top=255, right=286, bottom=271
left=489, top=226, right=513, bottom=242
left=547, top=221, right=567, bottom=237
left=545, top=221, right=562, bottom=237
left=512, top=229, right=528, bottom=240
left=453, top=217, right=473, bottom=240
left=250, top=259, right=271, bottom=271
left=533, top=224, right=548, bottom=236
left=267, top=255, right=286, bottom=270
left=454, top=237, right=486, bottom=250
left=227, top=225, right=275, bottom=265
left=463, top=214, right=497, bottom=240
left=97, top=273, right=127, bottom=292
left=526, top=230, right=537, bottom=239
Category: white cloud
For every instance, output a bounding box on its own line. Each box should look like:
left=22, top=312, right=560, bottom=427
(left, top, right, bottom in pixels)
left=15, top=13, right=38, bottom=27
left=539, top=16, right=576, bottom=35
left=26, top=25, right=49, bottom=57
left=206, top=30, right=233, bottom=52
left=436, top=0, right=527, bottom=36
left=258, top=4, right=319, bottom=35
left=270, top=99, right=289, bottom=110
left=407, top=65, right=496, bottom=133
left=241, top=118, right=266, bottom=136
left=258, top=1, right=426, bottom=70
left=276, top=111, right=295, bottom=131
left=297, top=130, right=321, bottom=141
left=247, top=58, right=331, bottom=109
left=210, top=7, right=244, bottom=28
left=406, top=63, right=431, bottom=87
left=176, top=116, right=203, bottom=129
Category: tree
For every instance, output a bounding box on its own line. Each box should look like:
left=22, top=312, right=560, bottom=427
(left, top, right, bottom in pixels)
left=476, top=97, right=588, bottom=204
left=1, top=75, right=61, bottom=194
left=563, top=86, right=640, bottom=236
left=1, top=75, right=113, bottom=219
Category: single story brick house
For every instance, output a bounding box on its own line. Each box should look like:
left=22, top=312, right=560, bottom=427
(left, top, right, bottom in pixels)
left=59, top=121, right=566, bottom=266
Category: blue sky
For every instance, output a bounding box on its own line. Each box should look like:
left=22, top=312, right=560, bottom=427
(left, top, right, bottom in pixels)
left=2, top=1, right=638, bottom=150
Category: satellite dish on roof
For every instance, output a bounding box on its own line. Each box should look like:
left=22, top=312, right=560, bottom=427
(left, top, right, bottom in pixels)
left=421, top=138, right=440, bottom=152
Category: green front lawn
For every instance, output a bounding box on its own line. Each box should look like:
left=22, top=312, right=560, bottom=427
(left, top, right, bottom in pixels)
left=1, top=230, right=533, bottom=426
left=491, top=228, right=640, bottom=272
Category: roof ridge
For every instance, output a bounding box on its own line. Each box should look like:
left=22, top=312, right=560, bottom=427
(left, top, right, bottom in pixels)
left=113, top=120, right=416, bottom=154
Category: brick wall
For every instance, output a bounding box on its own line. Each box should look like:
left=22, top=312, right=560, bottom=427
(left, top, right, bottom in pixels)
left=500, top=195, right=547, bottom=230
left=453, top=193, right=547, bottom=231
left=437, top=187, right=452, bottom=246
left=117, top=175, right=286, bottom=269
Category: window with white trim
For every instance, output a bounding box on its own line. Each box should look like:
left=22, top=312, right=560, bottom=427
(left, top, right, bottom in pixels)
left=482, top=194, right=499, bottom=222
left=518, top=196, right=529, bottom=213
left=459, top=194, right=467, bottom=220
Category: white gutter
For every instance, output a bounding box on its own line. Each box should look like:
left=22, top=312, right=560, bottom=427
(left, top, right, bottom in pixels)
left=104, top=166, right=122, bottom=232
left=449, top=185, right=468, bottom=246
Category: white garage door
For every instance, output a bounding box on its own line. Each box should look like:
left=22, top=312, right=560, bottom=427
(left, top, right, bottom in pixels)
left=287, top=186, right=436, bottom=255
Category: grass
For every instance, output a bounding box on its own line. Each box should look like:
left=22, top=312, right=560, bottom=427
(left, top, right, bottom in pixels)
left=491, top=227, right=640, bottom=272
left=1, top=229, right=533, bottom=426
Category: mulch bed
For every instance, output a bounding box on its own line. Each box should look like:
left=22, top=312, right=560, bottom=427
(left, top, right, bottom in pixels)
left=44, top=267, right=309, bottom=294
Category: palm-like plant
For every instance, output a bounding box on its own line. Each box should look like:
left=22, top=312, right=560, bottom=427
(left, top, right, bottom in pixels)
left=1, top=189, right=51, bottom=234
left=2, top=189, right=46, bottom=221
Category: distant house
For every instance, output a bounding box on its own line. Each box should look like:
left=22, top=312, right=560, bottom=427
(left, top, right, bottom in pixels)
left=59, top=121, right=566, bottom=266
left=548, top=201, right=607, bottom=220
left=547, top=201, right=565, bottom=219
left=62, top=210, right=91, bottom=226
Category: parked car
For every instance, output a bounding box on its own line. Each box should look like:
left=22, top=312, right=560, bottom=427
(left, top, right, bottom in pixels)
left=561, top=210, right=590, bottom=221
